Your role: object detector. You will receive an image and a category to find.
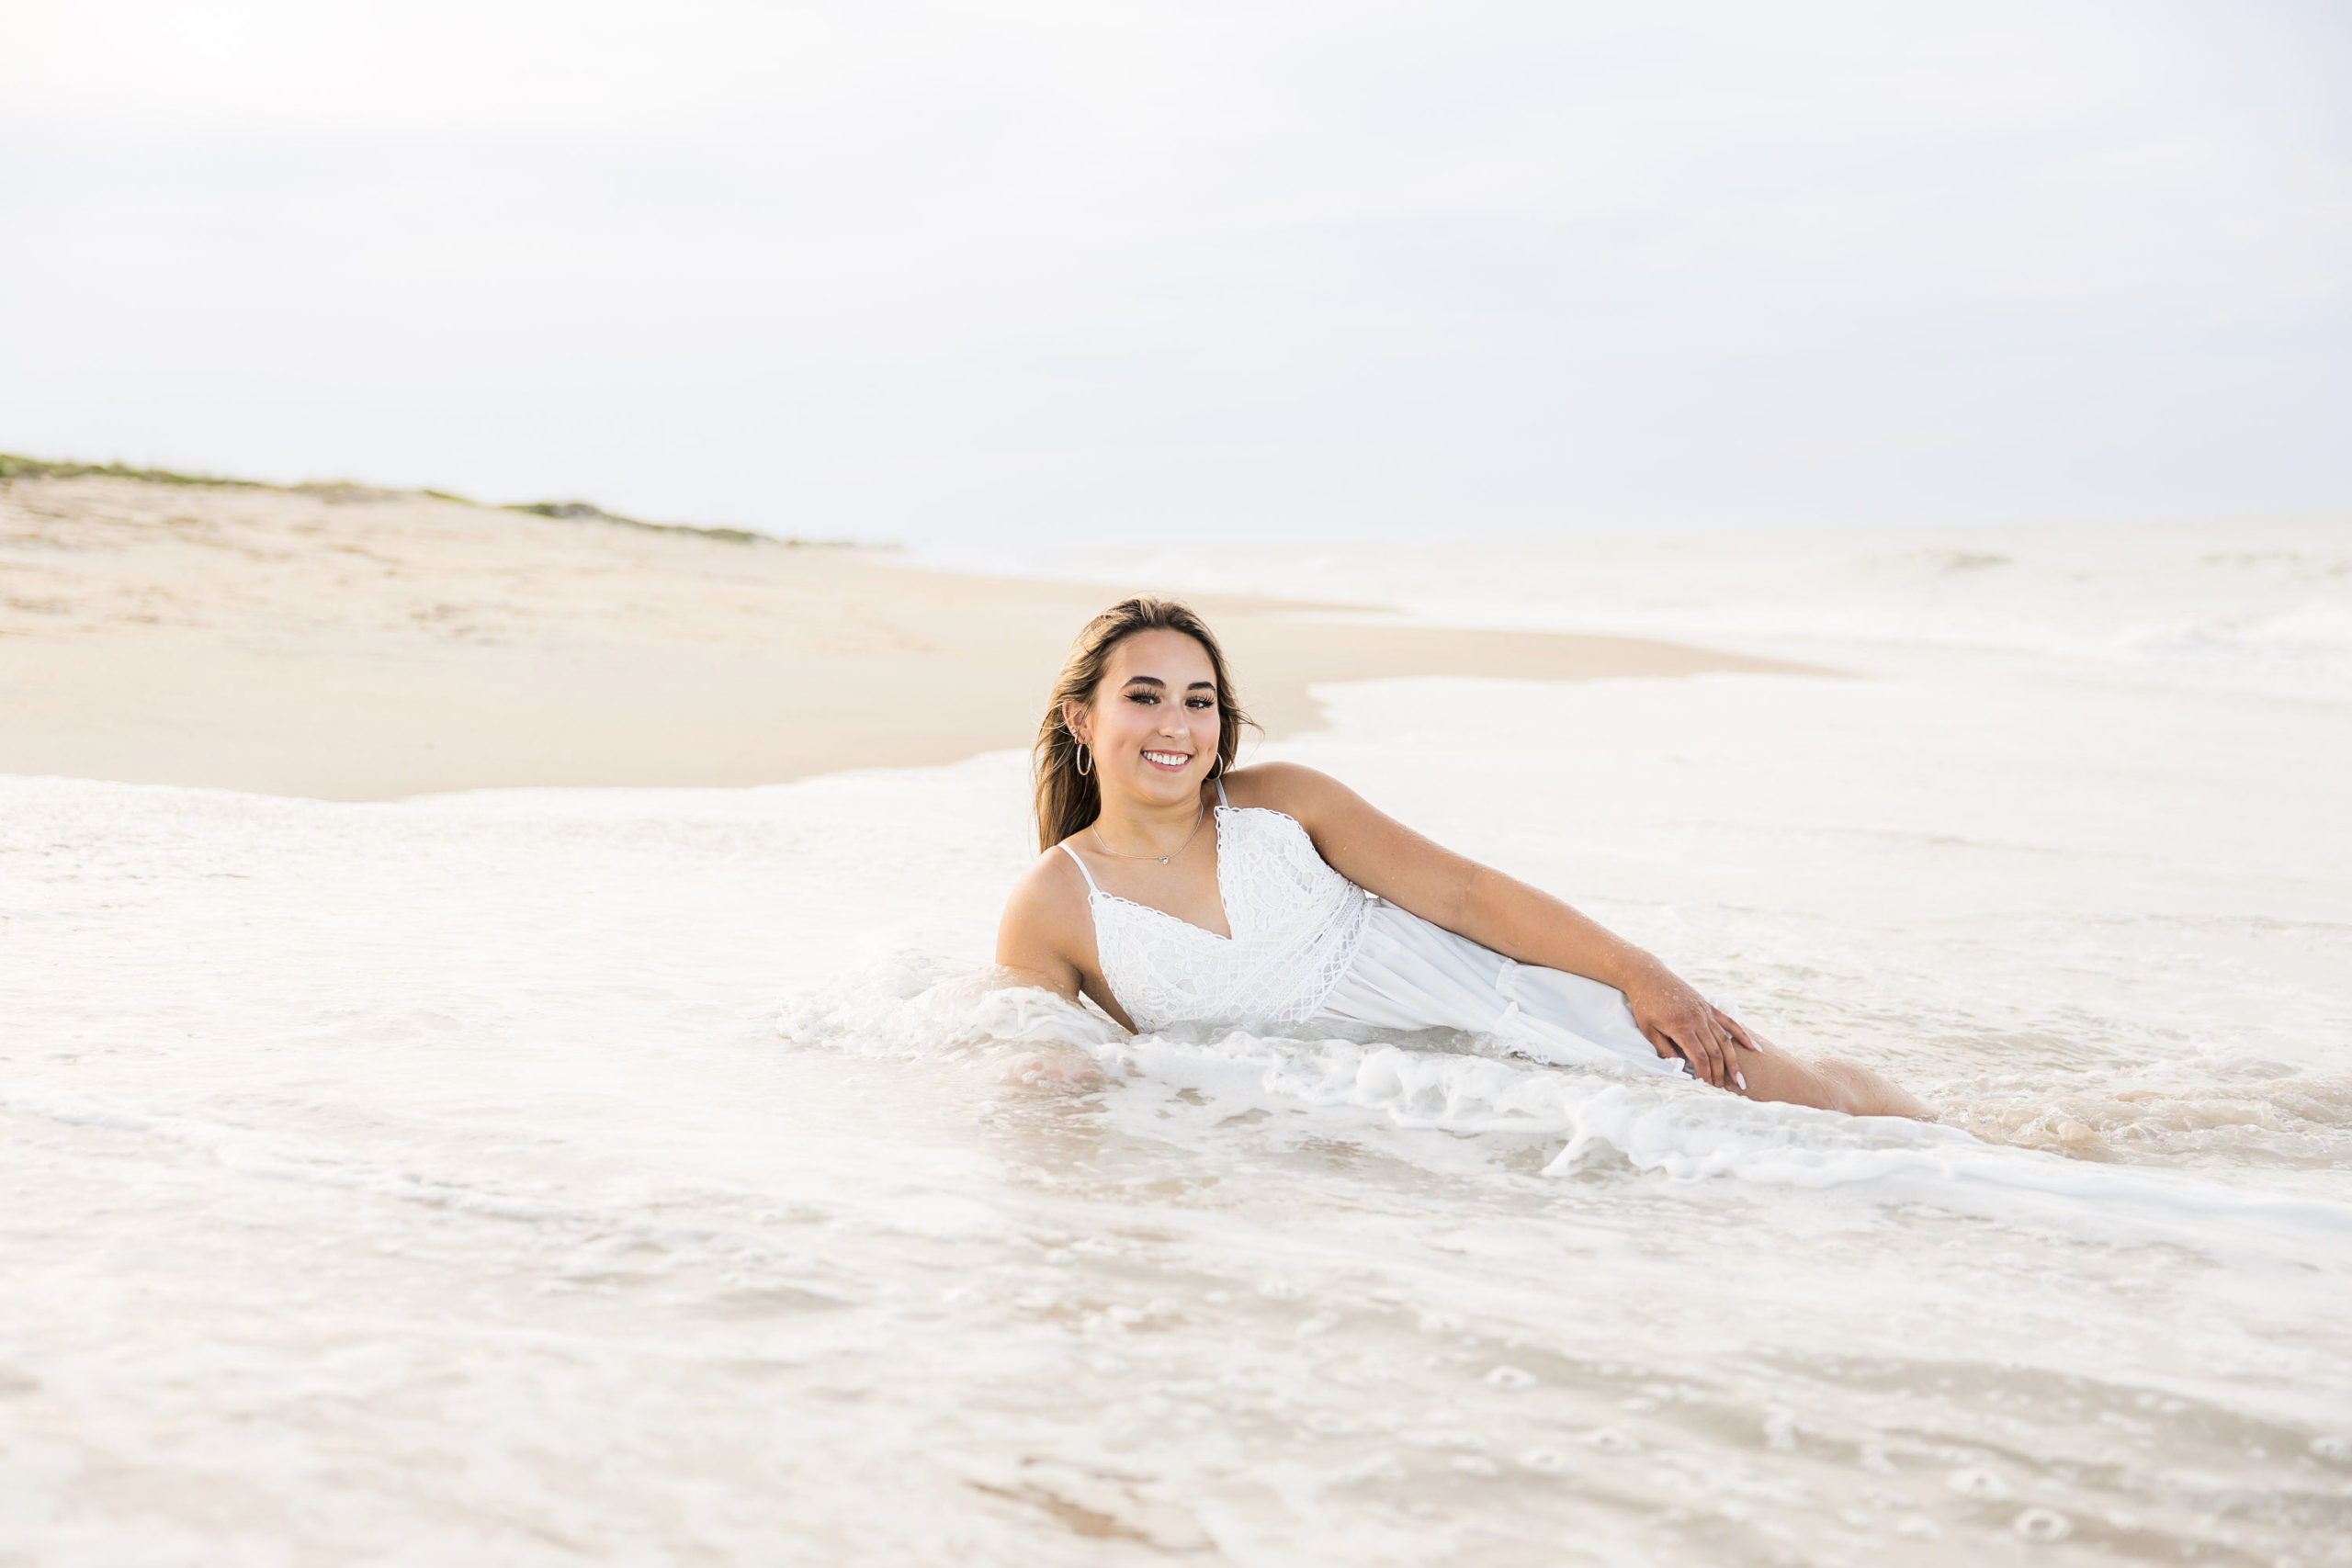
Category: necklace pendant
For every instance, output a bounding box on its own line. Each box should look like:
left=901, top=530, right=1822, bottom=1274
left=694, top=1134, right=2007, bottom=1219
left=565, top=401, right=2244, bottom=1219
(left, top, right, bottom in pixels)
left=1156, top=855, right=1170, bottom=864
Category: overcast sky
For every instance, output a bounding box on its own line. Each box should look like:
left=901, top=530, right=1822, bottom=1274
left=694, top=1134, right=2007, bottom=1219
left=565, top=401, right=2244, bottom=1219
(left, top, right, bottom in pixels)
left=6, top=0, right=2348, bottom=546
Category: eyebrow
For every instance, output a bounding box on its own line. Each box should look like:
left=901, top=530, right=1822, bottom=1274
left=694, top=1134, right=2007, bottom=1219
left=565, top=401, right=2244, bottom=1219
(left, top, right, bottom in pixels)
left=1122, top=676, right=1217, bottom=691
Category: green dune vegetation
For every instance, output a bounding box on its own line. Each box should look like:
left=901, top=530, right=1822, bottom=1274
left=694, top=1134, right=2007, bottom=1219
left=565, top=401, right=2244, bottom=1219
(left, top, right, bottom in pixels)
left=0, top=452, right=269, bottom=488
left=0, top=452, right=779, bottom=546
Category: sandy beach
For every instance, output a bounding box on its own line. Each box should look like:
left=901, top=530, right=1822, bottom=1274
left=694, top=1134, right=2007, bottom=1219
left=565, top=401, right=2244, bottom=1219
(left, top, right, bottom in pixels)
left=6, top=468, right=2348, bottom=1565
left=0, top=472, right=1806, bottom=800
left=9, top=0, right=2345, bottom=1555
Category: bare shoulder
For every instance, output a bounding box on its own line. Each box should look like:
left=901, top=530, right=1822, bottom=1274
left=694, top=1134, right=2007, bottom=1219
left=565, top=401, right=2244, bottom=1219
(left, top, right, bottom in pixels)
left=995, top=844, right=1095, bottom=995
left=1219, top=761, right=1364, bottom=827
left=1001, top=843, right=1093, bottom=932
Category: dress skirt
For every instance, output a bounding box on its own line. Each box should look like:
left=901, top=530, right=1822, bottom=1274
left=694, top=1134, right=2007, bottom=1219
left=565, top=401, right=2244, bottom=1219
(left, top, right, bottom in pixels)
left=1306, top=898, right=1692, bottom=1078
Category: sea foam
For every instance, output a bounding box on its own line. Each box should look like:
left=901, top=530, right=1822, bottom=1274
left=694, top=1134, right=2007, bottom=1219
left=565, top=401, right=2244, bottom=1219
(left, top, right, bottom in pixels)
left=778, top=959, right=2352, bottom=1273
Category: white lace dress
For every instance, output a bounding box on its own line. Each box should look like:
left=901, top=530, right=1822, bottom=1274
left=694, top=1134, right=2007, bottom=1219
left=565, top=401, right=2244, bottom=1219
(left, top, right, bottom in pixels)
left=1060, top=785, right=1690, bottom=1077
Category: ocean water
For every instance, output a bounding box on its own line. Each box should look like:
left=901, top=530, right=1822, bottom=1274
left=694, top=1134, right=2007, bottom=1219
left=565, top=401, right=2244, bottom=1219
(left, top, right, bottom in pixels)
left=935, top=513, right=2352, bottom=705
left=6, top=519, right=2350, bottom=1565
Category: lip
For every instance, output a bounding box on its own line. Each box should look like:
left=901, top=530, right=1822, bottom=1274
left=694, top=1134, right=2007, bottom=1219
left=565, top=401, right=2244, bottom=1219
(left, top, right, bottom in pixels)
left=1140, top=750, right=1193, bottom=772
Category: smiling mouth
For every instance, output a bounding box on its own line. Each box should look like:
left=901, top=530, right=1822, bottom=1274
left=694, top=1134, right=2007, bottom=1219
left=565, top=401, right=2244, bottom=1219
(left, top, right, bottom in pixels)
left=1141, top=750, right=1193, bottom=770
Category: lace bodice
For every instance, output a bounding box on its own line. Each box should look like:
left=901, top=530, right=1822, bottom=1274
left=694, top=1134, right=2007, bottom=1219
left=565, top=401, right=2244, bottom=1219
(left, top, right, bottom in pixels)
left=1063, top=794, right=1375, bottom=1035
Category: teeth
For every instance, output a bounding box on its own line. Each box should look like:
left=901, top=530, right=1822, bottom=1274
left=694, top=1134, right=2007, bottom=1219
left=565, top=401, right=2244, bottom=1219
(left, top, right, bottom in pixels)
left=1143, top=751, right=1191, bottom=765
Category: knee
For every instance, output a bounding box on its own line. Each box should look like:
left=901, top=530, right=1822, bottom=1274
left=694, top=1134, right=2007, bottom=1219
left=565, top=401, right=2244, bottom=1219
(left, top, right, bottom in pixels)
left=1807, top=1059, right=1871, bottom=1115
left=1816, top=1058, right=1927, bottom=1120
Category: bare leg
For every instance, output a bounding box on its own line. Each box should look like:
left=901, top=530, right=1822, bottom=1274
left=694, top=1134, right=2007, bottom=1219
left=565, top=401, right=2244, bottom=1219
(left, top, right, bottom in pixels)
left=1724, top=1034, right=1935, bottom=1120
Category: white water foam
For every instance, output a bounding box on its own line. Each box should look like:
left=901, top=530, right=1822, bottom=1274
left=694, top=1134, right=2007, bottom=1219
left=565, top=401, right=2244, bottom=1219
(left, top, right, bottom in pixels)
left=783, top=958, right=2352, bottom=1270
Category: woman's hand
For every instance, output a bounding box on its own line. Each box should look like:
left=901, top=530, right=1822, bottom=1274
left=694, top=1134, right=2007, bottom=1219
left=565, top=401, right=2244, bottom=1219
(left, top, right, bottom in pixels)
left=1621, top=962, right=1758, bottom=1091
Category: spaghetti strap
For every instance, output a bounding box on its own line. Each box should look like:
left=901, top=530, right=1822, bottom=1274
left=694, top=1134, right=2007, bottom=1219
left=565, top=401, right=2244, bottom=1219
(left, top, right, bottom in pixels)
left=1057, top=840, right=1101, bottom=895
left=1215, top=777, right=1229, bottom=808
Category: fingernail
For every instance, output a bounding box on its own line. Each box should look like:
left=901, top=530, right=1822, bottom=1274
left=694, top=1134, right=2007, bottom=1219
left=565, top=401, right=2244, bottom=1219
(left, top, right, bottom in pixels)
left=1736, top=1073, right=1747, bottom=1090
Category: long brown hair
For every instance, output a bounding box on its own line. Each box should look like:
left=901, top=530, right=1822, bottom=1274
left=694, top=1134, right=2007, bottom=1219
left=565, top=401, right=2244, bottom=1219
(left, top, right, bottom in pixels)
left=1034, top=598, right=1253, bottom=851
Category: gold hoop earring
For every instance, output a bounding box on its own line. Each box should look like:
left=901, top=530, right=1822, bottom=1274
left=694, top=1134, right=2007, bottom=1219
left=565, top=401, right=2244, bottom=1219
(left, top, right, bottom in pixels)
left=1075, top=741, right=1092, bottom=777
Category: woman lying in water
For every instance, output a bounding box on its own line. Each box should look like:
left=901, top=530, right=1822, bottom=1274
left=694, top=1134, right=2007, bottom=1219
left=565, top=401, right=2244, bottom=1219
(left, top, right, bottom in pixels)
left=996, top=597, right=1930, bottom=1118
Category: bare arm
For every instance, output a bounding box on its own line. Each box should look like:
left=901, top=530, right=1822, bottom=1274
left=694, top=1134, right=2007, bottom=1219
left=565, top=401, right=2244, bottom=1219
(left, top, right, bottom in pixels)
left=1246, top=762, right=1757, bottom=1088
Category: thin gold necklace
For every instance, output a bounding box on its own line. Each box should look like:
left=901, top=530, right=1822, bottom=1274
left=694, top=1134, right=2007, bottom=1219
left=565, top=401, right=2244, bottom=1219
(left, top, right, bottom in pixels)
left=1091, top=802, right=1206, bottom=866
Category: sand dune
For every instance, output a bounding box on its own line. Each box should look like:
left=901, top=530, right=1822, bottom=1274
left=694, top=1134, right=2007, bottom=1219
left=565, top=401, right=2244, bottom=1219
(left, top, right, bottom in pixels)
left=0, top=474, right=1814, bottom=799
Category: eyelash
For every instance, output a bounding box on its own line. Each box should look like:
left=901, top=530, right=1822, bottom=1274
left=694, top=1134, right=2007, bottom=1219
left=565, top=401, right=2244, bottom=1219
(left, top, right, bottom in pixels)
left=1127, top=693, right=1216, bottom=710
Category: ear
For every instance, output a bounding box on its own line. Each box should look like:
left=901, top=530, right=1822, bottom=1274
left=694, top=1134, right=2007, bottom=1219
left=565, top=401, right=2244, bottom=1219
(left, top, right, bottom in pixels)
left=1061, top=697, right=1091, bottom=746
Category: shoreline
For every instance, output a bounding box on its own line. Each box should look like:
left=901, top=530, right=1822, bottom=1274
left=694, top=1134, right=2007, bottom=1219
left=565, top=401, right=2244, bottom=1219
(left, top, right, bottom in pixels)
left=0, top=472, right=1824, bottom=801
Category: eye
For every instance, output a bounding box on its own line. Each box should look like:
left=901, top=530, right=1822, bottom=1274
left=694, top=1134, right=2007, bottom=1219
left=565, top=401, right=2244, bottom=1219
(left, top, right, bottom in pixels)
left=1186, top=696, right=1215, bottom=709
left=1125, top=691, right=1159, bottom=705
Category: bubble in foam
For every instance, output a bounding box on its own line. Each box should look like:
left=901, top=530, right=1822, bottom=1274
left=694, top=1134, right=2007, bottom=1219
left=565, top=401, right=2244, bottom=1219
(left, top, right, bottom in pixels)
left=2012, top=1507, right=2071, bottom=1542
left=2312, top=1434, right=2352, bottom=1462
left=1518, top=1448, right=1577, bottom=1475
left=1483, top=1364, right=1536, bottom=1391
